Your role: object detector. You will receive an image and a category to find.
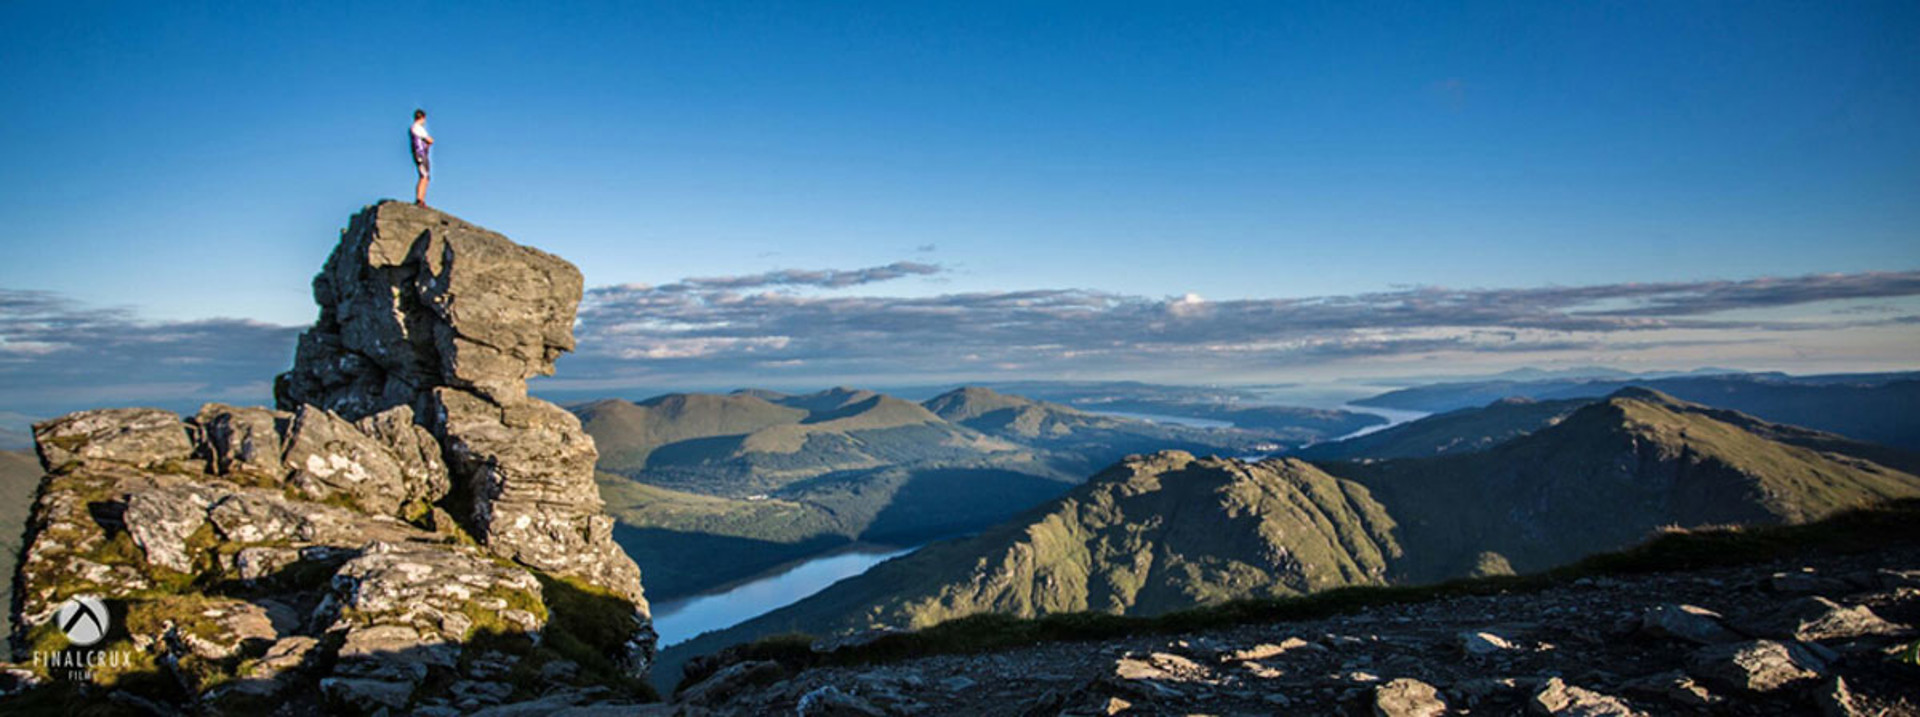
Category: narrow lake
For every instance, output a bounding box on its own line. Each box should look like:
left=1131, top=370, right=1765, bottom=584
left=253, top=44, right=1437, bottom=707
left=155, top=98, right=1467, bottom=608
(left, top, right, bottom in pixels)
left=649, top=542, right=918, bottom=648
left=1092, top=410, right=1235, bottom=429
left=1329, top=404, right=1431, bottom=441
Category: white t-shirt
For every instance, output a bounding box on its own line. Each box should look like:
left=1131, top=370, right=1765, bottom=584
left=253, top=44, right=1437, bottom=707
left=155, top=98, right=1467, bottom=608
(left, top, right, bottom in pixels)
left=410, top=121, right=432, bottom=156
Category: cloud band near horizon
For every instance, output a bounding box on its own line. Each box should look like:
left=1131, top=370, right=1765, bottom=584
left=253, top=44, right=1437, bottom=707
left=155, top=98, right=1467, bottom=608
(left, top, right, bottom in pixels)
left=2, top=266, right=1917, bottom=419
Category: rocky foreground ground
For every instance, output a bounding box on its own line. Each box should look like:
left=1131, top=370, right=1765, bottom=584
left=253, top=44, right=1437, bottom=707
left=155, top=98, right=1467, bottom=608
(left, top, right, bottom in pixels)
left=667, top=545, right=1918, bottom=716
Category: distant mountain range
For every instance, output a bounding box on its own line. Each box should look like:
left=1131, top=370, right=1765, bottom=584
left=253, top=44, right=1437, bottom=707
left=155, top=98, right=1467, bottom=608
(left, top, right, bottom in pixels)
left=951, top=380, right=1385, bottom=439
left=655, top=388, right=1920, bottom=688
left=576, top=386, right=1377, bottom=598
left=1354, top=372, right=1920, bottom=451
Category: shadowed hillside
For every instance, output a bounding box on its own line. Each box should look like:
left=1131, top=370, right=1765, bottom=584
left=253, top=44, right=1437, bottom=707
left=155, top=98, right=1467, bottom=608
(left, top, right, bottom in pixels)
left=1356, top=373, right=1920, bottom=451
left=1294, top=396, right=1588, bottom=461
left=1342, top=388, right=1920, bottom=582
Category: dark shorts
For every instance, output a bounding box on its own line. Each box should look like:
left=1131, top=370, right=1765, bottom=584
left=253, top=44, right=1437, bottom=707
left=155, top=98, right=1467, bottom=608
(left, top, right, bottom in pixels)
left=414, top=152, right=430, bottom=177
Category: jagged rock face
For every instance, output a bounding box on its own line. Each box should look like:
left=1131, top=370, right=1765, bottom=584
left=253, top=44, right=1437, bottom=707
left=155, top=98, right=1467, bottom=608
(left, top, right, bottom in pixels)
left=276, top=201, right=582, bottom=415
left=433, top=388, right=645, bottom=610
left=192, top=403, right=291, bottom=478
left=275, top=202, right=647, bottom=621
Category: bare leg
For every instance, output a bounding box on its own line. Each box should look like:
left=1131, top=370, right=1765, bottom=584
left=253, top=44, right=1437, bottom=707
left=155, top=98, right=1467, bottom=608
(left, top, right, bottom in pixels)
left=415, top=170, right=429, bottom=207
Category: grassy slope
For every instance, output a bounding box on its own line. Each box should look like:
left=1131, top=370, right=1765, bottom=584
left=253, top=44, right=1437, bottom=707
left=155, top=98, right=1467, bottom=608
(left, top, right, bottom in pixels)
left=0, top=450, right=42, bottom=637
left=1338, top=389, right=1920, bottom=583
left=1294, top=397, right=1588, bottom=461
left=655, top=452, right=1400, bottom=689
left=577, top=393, right=806, bottom=472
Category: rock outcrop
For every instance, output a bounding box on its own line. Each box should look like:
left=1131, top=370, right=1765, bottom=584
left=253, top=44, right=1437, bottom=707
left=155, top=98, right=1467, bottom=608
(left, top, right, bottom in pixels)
left=4, top=202, right=656, bottom=713
left=276, top=202, right=647, bottom=620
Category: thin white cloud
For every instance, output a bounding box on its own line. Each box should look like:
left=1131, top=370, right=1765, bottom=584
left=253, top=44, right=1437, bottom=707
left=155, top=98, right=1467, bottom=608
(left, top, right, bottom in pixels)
left=2, top=269, right=1918, bottom=419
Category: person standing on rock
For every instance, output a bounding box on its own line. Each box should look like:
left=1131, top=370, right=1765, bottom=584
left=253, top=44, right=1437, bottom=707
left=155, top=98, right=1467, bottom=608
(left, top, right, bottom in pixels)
left=410, top=109, right=434, bottom=207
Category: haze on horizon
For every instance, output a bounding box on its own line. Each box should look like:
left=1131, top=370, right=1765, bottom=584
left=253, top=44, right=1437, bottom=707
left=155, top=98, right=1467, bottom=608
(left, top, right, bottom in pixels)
left=2, top=2, right=1917, bottom=420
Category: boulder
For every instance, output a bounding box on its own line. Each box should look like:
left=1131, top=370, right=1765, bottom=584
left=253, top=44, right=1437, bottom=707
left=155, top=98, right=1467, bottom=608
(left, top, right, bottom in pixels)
left=1529, top=677, right=1642, bottom=716
left=1638, top=604, right=1741, bottom=645
left=1461, top=630, right=1515, bottom=656
left=353, top=404, right=451, bottom=509
left=124, top=484, right=218, bottom=573
left=1374, top=677, right=1447, bottom=717
left=1740, top=596, right=1907, bottom=642
left=1686, top=639, right=1826, bottom=693
left=192, top=403, right=291, bottom=477
left=162, top=598, right=279, bottom=661
left=244, top=635, right=320, bottom=680
left=280, top=404, right=412, bottom=517
left=229, top=545, right=302, bottom=581
left=796, top=684, right=887, bottom=717
left=208, top=492, right=308, bottom=544
left=324, top=540, right=545, bottom=643
left=33, top=407, right=193, bottom=469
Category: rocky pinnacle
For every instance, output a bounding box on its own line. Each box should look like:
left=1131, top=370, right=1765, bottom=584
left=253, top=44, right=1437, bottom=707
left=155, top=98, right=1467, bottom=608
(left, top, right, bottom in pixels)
left=275, top=201, right=650, bottom=622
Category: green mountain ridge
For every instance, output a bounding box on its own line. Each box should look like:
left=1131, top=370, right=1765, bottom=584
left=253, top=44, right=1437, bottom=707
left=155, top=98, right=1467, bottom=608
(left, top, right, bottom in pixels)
left=656, top=451, right=1402, bottom=688
left=654, top=387, right=1920, bottom=690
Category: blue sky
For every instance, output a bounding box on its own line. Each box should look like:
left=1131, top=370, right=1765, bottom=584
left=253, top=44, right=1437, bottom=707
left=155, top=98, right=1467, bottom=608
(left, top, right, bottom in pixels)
left=2, top=1, right=1918, bottom=418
